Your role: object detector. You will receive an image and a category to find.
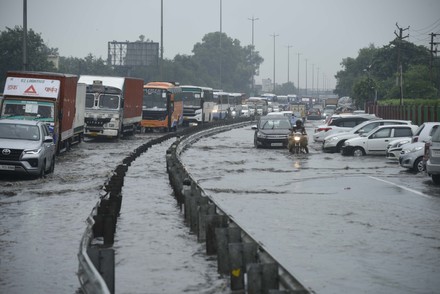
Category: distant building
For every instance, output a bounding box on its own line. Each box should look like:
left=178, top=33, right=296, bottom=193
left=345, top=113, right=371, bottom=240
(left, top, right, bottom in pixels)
left=262, top=78, right=272, bottom=93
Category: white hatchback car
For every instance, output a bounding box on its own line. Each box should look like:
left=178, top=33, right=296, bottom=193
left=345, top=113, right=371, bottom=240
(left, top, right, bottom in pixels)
left=341, top=124, right=418, bottom=156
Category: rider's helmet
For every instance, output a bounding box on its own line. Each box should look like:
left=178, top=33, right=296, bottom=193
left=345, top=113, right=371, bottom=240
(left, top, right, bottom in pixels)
left=296, top=119, right=303, bottom=128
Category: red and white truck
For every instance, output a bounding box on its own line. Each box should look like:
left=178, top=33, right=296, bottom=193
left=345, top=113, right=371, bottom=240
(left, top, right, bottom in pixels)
left=78, top=75, right=143, bottom=138
left=1, top=71, right=85, bottom=153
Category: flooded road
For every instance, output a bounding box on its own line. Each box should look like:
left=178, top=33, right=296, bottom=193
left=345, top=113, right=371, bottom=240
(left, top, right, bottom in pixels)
left=180, top=121, right=440, bottom=294
left=0, top=134, right=162, bottom=293
left=1, top=121, right=439, bottom=294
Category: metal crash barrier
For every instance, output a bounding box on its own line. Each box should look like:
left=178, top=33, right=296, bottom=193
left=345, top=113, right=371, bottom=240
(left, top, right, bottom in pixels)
left=77, top=116, right=311, bottom=293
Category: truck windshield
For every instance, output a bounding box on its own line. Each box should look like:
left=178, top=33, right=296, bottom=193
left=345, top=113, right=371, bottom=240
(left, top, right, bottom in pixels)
left=1, top=99, right=54, bottom=122
left=98, top=94, right=120, bottom=109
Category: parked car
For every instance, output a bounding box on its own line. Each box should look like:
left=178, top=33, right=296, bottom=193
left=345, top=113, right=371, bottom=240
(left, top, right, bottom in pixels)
left=386, top=122, right=440, bottom=161
left=253, top=115, right=292, bottom=148
left=306, top=108, right=322, bottom=120
left=399, top=142, right=426, bottom=172
left=341, top=124, right=418, bottom=156
left=425, top=127, right=440, bottom=184
left=323, top=119, right=413, bottom=153
left=313, top=113, right=378, bottom=142
left=0, top=119, right=56, bottom=177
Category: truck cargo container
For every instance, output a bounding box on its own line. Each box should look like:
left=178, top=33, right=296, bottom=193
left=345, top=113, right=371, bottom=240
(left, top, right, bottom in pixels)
left=1, top=71, right=84, bottom=153
left=78, top=75, right=143, bottom=138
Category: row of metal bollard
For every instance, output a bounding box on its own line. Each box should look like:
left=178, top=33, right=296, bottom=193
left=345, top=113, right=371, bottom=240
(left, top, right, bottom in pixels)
left=166, top=122, right=312, bottom=294
left=77, top=118, right=253, bottom=294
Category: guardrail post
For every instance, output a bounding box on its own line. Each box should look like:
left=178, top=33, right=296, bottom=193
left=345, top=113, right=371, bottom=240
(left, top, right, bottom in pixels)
left=248, top=263, right=279, bottom=294
left=216, top=227, right=241, bottom=275
left=229, top=243, right=245, bottom=290
left=198, top=202, right=216, bottom=242
left=205, top=214, right=228, bottom=255
left=87, top=247, right=115, bottom=294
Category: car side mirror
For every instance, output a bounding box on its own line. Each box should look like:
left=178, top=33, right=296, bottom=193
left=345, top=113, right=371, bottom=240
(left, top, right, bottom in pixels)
left=44, top=136, right=54, bottom=143
left=251, top=125, right=257, bottom=130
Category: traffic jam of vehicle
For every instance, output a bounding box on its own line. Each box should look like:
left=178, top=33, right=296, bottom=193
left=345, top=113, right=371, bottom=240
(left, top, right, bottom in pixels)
left=1, top=80, right=440, bottom=185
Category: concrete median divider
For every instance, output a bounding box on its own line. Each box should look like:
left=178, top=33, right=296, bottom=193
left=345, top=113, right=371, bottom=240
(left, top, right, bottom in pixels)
left=77, top=117, right=311, bottom=293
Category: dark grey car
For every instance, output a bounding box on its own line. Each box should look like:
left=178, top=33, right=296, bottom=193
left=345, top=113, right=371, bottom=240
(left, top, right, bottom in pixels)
left=0, top=119, right=55, bottom=177
left=253, top=115, right=292, bottom=148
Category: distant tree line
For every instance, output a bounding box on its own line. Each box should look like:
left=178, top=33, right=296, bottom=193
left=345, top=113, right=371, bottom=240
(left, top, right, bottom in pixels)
left=1, top=25, right=438, bottom=103
left=334, top=40, right=440, bottom=108
left=0, top=26, right=263, bottom=94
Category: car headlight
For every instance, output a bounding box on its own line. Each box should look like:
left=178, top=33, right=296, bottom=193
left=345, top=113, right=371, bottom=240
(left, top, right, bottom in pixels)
left=24, top=148, right=42, bottom=155
left=257, top=131, right=267, bottom=138
left=406, top=146, right=423, bottom=154
left=328, top=136, right=339, bottom=142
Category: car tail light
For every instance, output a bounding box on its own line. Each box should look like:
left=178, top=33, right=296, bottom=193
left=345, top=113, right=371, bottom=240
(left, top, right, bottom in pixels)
left=317, top=127, right=332, bottom=132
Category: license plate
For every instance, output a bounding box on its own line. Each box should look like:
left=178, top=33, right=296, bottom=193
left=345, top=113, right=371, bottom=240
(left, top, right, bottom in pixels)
left=0, top=165, right=15, bottom=171
left=271, top=143, right=283, bottom=147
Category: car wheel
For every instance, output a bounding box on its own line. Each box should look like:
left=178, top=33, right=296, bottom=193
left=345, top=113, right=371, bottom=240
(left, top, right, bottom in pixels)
left=412, top=157, right=425, bottom=173
left=353, top=147, right=365, bottom=157
left=48, top=156, right=55, bottom=174
left=39, top=160, right=46, bottom=178
left=432, top=174, right=440, bottom=185
left=336, top=141, right=345, bottom=153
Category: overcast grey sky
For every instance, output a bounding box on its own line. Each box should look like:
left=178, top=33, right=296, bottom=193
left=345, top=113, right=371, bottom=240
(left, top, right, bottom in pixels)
left=1, top=0, right=439, bottom=91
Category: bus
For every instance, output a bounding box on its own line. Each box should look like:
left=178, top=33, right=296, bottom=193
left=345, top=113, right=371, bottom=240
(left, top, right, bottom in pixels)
left=181, top=85, right=215, bottom=125
left=245, top=97, right=269, bottom=116
left=141, top=81, right=184, bottom=132
left=212, top=91, right=230, bottom=120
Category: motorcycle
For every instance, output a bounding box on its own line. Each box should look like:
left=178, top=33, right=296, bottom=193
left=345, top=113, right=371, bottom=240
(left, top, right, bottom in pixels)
left=288, top=131, right=308, bottom=154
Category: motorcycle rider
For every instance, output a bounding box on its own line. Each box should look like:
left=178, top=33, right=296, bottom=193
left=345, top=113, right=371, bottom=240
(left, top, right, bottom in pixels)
left=291, top=119, right=309, bottom=153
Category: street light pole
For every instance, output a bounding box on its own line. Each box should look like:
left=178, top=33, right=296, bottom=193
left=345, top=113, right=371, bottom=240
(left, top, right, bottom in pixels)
left=23, top=0, right=27, bottom=70
left=297, top=53, right=301, bottom=96
left=271, top=33, right=279, bottom=93
left=305, top=58, right=308, bottom=96
left=286, top=45, right=292, bottom=84
left=248, top=16, right=259, bottom=95
left=219, top=0, right=222, bottom=89
left=160, top=0, right=163, bottom=80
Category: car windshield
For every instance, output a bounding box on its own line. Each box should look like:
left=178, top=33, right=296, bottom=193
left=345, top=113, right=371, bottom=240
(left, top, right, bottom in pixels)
left=0, top=123, right=40, bottom=141
left=259, top=118, right=291, bottom=129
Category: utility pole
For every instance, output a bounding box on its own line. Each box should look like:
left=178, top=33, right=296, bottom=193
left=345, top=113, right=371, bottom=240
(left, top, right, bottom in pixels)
left=394, top=23, right=409, bottom=105
left=297, top=53, right=301, bottom=96
left=248, top=16, right=259, bottom=95
left=311, top=63, right=314, bottom=97
left=429, top=33, right=439, bottom=84
left=219, top=0, right=222, bottom=89
left=316, top=66, right=320, bottom=96
left=271, top=33, right=279, bottom=93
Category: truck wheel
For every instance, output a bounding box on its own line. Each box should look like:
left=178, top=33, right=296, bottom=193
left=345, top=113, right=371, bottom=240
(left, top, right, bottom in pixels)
left=48, top=156, right=55, bottom=174
left=432, top=174, right=440, bottom=185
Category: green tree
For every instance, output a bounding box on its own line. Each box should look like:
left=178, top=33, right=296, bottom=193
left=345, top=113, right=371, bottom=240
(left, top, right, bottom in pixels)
left=191, top=32, right=263, bottom=92
left=58, top=54, right=114, bottom=76
left=0, top=26, right=56, bottom=90
left=276, top=82, right=296, bottom=95
left=352, top=76, right=377, bottom=108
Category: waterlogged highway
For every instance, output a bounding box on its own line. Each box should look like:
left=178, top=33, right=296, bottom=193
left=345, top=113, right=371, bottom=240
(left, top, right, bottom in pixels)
left=1, top=121, right=439, bottom=294
left=180, top=121, right=440, bottom=294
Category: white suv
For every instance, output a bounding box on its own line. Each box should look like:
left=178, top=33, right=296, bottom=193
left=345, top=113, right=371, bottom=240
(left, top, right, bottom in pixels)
left=0, top=119, right=56, bottom=177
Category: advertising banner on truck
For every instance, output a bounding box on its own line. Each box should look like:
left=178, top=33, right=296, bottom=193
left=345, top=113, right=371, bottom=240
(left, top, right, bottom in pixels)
left=3, top=77, right=60, bottom=99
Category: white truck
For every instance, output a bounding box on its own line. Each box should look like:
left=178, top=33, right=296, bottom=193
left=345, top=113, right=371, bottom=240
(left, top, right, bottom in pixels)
left=78, top=75, right=143, bottom=138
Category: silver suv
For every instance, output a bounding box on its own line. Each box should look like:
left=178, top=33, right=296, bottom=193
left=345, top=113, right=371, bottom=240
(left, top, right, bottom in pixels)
left=426, top=127, right=440, bottom=184
left=0, top=119, right=55, bottom=177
